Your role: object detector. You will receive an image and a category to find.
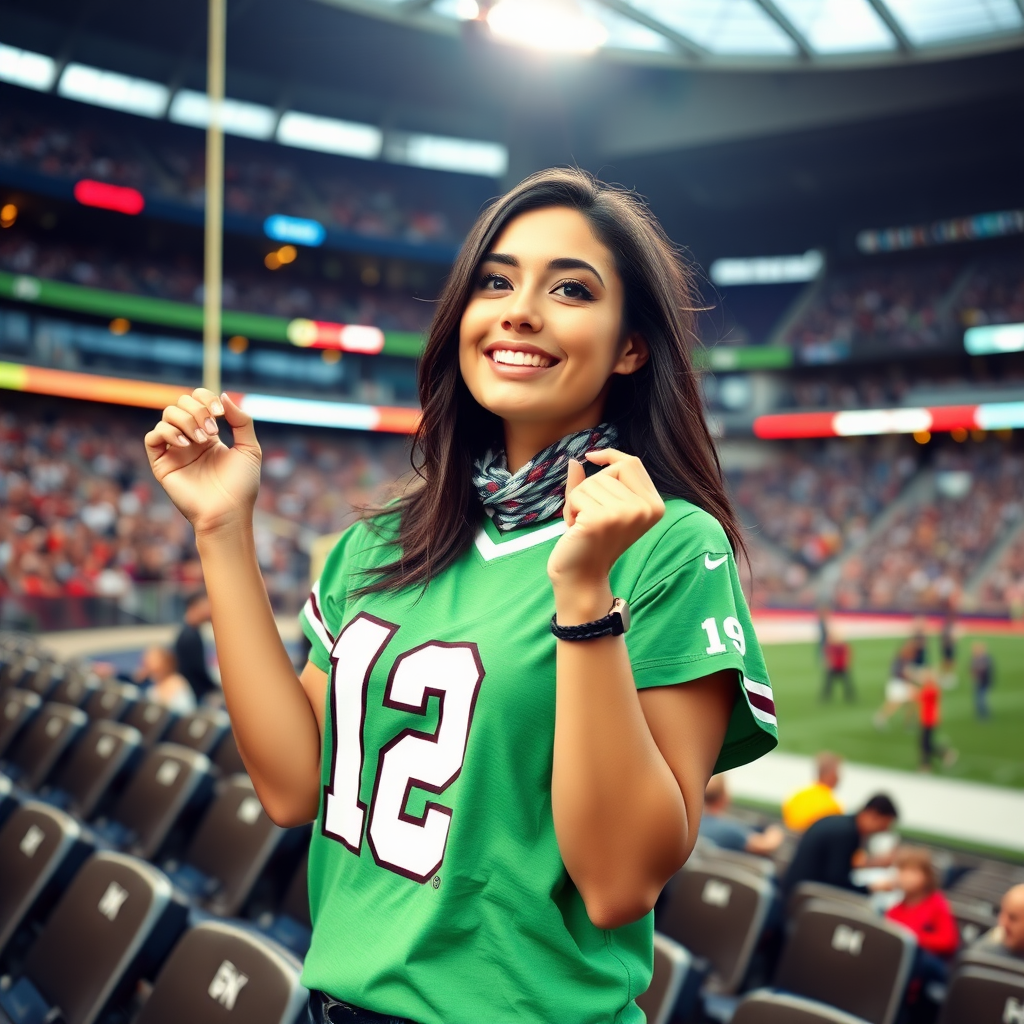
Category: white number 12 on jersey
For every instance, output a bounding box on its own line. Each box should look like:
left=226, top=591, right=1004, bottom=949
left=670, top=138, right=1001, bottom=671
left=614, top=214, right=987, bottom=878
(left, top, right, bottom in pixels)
left=322, top=613, right=484, bottom=883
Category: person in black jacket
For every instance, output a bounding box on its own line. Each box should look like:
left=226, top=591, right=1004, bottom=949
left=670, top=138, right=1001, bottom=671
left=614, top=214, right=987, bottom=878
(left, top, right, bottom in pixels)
left=782, top=793, right=898, bottom=896
left=173, top=591, right=216, bottom=703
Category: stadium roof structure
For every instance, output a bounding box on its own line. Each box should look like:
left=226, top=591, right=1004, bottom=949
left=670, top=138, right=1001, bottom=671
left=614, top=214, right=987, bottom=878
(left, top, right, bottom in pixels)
left=321, top=0, right=1024, bottom=68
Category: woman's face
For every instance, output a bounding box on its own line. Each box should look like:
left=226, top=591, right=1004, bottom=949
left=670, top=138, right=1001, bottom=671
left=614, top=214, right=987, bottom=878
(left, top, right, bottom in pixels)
left=458, top=206, right=646, bottom=437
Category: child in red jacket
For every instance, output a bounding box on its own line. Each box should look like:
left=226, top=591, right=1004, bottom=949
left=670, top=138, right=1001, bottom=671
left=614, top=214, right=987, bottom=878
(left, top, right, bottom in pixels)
left=886, top=846, right=959, bottom=958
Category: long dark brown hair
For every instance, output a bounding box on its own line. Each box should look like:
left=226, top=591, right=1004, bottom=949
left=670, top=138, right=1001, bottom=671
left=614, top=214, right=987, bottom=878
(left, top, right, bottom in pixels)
left=360, top=166, right=744, bottom=593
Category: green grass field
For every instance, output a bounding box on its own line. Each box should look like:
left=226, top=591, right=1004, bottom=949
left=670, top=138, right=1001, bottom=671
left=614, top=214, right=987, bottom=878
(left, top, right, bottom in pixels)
left=762, top=632, right=1024, bottom=789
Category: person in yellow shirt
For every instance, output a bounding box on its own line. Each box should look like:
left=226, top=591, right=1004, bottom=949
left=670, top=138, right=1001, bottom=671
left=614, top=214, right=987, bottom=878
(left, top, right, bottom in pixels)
left=783, top=751, right=843, bottom=832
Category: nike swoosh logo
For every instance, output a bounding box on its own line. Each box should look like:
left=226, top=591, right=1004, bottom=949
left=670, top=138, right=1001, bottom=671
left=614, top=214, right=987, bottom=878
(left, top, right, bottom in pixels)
left=705, top=554, right=728, bottom=570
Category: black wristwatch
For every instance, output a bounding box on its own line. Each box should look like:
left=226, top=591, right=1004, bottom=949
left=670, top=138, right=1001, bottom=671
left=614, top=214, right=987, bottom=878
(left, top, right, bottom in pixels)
left=551, top=598, right=631, bottom=641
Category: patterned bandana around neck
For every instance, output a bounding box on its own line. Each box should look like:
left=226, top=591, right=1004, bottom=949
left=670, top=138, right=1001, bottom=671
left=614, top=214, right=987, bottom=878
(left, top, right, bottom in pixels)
left=472, top=423, right=619, bottom=532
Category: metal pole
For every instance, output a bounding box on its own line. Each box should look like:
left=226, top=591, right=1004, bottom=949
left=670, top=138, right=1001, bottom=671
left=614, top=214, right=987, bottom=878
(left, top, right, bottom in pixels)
left=202, top=0, right=226, bottom=394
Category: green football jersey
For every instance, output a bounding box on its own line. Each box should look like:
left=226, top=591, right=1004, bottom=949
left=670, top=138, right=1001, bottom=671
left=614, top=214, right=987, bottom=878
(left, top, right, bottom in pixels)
left=298, top=498, right=777, bottom=1024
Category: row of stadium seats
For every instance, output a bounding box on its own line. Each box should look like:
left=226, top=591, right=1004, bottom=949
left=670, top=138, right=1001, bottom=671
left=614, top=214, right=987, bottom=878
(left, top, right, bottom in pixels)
left=640, top=850, right=1024, bottom=1024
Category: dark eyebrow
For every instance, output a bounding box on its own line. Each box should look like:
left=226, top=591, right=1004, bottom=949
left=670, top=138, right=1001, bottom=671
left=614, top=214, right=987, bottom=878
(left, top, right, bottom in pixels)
left=480, top=253, right=605, bottom=287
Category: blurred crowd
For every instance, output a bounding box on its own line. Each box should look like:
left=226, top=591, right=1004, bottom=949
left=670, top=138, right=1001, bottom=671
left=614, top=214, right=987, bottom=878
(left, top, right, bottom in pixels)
left=832, top=446, right=1024, bottom=612
left=0, top=396, right=408, bottom=625
left=956, top=257, right=1024, bottom=328
left=0, top=98, right=478, bottom=247
left=730, top=443, right=918, bottom=569
left=0, top=231, right=433, bottom=333
left=785, top=262, right=960, bottom=354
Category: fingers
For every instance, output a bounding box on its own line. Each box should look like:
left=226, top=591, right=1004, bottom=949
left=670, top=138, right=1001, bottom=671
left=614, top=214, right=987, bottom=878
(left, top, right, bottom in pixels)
left=144, top=420, right=190, bottom=456
left=583, top=449, right=664, bottom=509
left=163, top=403, right=216, bottom=444
left=219, top=392, right=260, bottom=451
left=563, top=458, right=586, bottom=526
left=176, top=392, right=220, bottom=441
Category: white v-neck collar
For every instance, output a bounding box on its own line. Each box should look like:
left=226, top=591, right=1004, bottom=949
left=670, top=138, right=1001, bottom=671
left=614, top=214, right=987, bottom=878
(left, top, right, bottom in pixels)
left=474, top=520, right=567, bottom=562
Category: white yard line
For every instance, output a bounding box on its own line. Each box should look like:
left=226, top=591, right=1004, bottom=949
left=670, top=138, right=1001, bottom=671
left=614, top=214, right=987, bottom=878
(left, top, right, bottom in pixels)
left=728, top=750, right=1024, bottom=853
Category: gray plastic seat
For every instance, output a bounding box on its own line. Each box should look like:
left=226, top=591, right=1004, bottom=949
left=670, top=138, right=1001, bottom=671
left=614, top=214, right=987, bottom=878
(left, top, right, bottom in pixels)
left=937, top=964, right=1024, bottom=1024
left=733, top=991, right=873, bottom=1024
left=947, top=898, right=998, bottom=948
left=84, top=682, right=139, bottom=722
left=697, top=843, right=778, bottom=882
left=660, top=860, right=774, bottom=993
left=134, top=920, right=307, bottom=1024
left=21, top=660, right=66, bottom=701
left=636, top=932, right=697, bottom=1024
left=774, top=899, right=916, bottom=1024
left=164, top=775, right=291, bottom=917
left=93, top=743, right=215, bottom=861
left=0, top=851, right=188, bottom=1024
left=0, top=802, right=92, bottom=959
left=50, top=669, right=101, bottom=709
left=211, top=729, right=247, bottom=776
left=787, top=881, right=872, bottom=923
left=956, top=942, right=1024, bottom=980
left=123, top=699, right=177, bottom=748
left=1, top=702, right=88, bottom=791
left=166, top=707, right=230, bottom=755
left=0, top=689, right=42, bottom=759
left=42, top=720, right=143, bottom=820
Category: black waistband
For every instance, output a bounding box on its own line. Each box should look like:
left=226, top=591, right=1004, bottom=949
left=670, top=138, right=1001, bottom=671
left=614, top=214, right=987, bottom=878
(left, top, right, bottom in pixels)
left=309, top=990, right=420, bottom=1024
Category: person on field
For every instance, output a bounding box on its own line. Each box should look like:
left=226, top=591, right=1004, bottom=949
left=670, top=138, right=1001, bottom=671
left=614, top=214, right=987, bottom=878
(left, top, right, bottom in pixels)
left=820, top=628, right=854, bottom=703
left=917, top=670, right=957, bottom=771
left=874, top=638, right=919, bottom=729
left=144, top=168, right=779, bottom=1024
left=781, top=794, right=898, bottom=896
left=782, top=752, right=843, bottom=833
left=700, top=774, right=784, bottom=857
left=969, top=641, right=994, bottom=720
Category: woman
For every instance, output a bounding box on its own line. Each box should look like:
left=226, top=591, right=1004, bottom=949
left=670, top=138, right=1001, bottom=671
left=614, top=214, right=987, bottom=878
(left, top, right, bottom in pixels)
left=144, top=168, right=778, bottom=1024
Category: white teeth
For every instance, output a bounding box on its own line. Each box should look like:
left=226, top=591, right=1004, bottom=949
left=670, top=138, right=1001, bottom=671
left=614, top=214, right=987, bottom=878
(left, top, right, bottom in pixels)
left=490, top=349, right=552, bottom=368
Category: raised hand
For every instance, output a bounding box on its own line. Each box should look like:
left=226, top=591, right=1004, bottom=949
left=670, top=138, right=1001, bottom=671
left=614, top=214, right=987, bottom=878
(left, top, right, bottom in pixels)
left=144, top=387, right=262, bottom=538
left=547, top=448, right=665, bottom=588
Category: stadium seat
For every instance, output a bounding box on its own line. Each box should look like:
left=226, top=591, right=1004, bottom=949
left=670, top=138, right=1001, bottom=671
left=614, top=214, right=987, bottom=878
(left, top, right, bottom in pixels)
left=0, top=802, right=92, bottom=965
left=123, top=699, right=177, bottom=747
left=163, top=775, right=298, bottom=917
left=0, top=702, right=88, bottom=791
left=39, top=720, right=143, bottom=820
left=732, top=990, right=873, bottom=1024
left=786, top=881, right=872, bottom=923
left=0, top=851, right=188, bottom=1024
left=947, top=898, right=998, bottom=947
left=211, top=729, right=247, bottom=776
left=91, top=743, right=215, bottom=861
left=257, top=851, right=312, bottom=956
left=84, top=681, right=140, bottom=722
left=938, top=964, right=1024, bottom=1024
left=0, top=690, right=42, bottom=759
left=696, top=844, right=778, bottom=881
left=659, top=860, right=774, bottom=993
left=133, top=919, right=307, bottom=1024
left=0, top=773, right=16, bottom=828
left=956, top=943, right=1024, bottom=981
left=20, top=660, right=66, bottom=701
left=636, top=932, right=699, bottom=1024
left=166, top=707, right=230, bottom=756
left=773, top=898, right=915, bottom=1024
left=49, top=669, right=101, bottom=709
left=0, top=654, right=39, bottom=693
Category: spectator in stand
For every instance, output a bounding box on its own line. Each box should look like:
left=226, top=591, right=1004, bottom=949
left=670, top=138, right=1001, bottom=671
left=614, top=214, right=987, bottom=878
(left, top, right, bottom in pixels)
left=699, top=775, right=785, bottom=857
left=173, top=591, right=216, bottom=704
left=874, top=638, right=920, bottom=729
left=885, top=846, right=959, bottom=958
left=781, top=793, right=898, bottom=896
left=969, top=641, right=994, bottom=720
left=821, top=628, right=854, bottom=703
left=782, top=752, right=843, bottom=833
left=134, top=646, right=196, bottom=715
left=917, top=670, right=957, bottom=771
left=969, top=884, right=1024, bottom=963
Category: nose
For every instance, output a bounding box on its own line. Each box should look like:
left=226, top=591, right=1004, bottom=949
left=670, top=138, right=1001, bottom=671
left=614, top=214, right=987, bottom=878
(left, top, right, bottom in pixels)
left=500, top=292, right=542, bottom=334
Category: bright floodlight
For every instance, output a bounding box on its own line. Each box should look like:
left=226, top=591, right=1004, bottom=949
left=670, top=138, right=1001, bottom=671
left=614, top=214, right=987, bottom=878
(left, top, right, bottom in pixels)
left=487, top=0, right=609, bottom=53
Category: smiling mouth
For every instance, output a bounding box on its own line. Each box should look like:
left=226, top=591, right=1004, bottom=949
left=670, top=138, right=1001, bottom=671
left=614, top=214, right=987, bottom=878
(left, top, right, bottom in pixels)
left=487, top=348, right=556, bottom=368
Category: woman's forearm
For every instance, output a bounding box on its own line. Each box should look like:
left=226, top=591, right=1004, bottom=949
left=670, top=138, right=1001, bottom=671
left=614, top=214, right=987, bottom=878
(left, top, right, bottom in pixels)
left=551, top=581, right=689, bottom=930
left=196, top=524, right=321, bottom=825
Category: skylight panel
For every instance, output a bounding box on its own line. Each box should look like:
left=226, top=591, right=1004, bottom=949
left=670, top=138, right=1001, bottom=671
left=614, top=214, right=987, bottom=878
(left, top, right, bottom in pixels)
left=881, top=0, right=1023, bottom=46
left=169, top=90, right=278, bottom=140
left=773, top=0, right=897, bottom=51
left=0, top=43, right=57, bottom=91
left=627, top=0, right=798, bottom=55
left=57, top=63, right=169, bottom=118
left=384, top=131, right=508, bottom=176
left=579, top=1, right=676, bottom=53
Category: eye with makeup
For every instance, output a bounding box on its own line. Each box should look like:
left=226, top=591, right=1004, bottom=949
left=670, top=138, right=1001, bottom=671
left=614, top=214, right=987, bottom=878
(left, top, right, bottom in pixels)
left=552, top=279, right=595, bottom=302
left=478, top=271, right=513, bottom=292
